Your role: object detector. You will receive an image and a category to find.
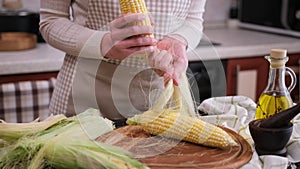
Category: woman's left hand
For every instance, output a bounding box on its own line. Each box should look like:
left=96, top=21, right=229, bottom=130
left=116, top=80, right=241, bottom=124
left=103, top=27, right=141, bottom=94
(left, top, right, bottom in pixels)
left=148, top=35, right=188, bottom=86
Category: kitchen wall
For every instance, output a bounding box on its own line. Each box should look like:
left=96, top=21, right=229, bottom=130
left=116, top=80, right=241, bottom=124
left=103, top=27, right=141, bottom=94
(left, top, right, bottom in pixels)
left=0, top=0, right=233, bottom=25
left=0, top=0, right=39, bottom=12
left=203, top=0, right=232, bottom=27
left=21, top=0, right=39, bottom=12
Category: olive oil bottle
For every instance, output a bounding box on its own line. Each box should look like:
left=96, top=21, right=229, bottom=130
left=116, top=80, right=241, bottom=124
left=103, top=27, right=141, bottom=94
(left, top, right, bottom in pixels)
left=255, top=49, right=297, bottom=119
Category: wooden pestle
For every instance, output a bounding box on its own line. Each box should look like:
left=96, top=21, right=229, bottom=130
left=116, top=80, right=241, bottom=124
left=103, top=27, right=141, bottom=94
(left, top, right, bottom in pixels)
left=259, top=103, right=300, bottom=128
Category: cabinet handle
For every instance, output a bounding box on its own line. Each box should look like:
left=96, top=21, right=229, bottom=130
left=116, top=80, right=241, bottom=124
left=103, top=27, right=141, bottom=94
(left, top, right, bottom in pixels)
left=236, top=64, right=240, bottom=94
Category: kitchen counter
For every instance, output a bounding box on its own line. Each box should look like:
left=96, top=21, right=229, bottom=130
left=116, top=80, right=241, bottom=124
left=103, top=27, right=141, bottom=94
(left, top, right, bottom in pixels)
left=0, top=44, right=64, bottom=75
left=189, top=27, right=300, bottom=61
left=1, top=27, right=300, bottom=75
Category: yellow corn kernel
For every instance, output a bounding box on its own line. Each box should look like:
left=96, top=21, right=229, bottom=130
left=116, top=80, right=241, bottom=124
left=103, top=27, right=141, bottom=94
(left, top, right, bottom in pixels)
left=119, top=0, right=153, bottom=38
left=120, top=0, right=148, bottom=14
left=127, top=110, right=238, bottom=149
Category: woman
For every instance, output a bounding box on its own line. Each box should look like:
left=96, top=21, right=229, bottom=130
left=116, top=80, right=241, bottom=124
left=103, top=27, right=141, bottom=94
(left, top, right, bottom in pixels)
left=40, top=0, right=206, bottom=125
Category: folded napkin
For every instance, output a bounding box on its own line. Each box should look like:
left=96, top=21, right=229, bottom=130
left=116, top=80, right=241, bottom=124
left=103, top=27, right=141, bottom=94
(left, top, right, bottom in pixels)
left=198, top=96, right=300, bottom=169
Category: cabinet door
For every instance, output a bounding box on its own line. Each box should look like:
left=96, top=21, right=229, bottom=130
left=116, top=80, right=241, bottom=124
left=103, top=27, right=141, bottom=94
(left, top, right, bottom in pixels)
left=226, top=57, right=269, bottom=102
left=189, top=60, right=227, bottom=105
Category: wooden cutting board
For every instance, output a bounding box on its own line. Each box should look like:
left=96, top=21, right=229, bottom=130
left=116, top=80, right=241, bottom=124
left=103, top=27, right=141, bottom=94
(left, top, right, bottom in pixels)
left=0, top=32, right=37, bottom=51
left=97, top=125, right=253, bottom=169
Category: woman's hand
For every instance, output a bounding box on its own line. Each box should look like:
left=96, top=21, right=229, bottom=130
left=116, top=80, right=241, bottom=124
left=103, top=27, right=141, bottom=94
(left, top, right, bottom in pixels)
left=148, top=35, right=188, bottom=86
left=101, top=13, right=157, bottom=60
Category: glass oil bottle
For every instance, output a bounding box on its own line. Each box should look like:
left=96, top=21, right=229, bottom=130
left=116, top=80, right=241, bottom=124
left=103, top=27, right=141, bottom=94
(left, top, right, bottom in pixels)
left=255, top=49, right=297, bottom=119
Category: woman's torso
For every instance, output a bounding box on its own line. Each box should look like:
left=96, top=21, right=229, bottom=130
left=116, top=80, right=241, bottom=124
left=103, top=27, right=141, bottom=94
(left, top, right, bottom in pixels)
left=50, top=0, right=193, bottom=118
left=72, top=0, right=192, bottom=40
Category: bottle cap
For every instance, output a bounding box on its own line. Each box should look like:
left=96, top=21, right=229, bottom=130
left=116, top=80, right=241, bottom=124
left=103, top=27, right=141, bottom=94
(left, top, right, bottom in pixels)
left=267, top=49, right=288, bottom=68
left=270, top=49, right=287, bottom=59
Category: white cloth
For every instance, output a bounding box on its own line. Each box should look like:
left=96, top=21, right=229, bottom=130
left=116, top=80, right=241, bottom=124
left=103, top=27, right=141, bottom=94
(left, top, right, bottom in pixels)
left=198, top=96, right=300, bottom=169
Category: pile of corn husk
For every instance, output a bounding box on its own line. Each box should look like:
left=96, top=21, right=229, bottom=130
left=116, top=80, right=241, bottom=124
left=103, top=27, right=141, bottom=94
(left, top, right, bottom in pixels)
left=0, top=108, right=149, bottom=169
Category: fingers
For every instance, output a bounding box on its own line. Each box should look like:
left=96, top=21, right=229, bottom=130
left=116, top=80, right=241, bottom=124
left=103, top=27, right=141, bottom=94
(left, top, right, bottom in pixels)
left=111, top=25, right=154, bottom=42
left=148, top=48, right=188, bottom=86
left=172, top=72, right=180, bottom=86
left=104, top=12, right=157, bottom=60
left=110, top=13, right=154, bottom=42
left=115, top=36, right=156, bottom=56
left=110, top=13, right=146, bottom=28
left=157, top=40, right=170, bottom=51
left=148, top=49, right=178, bottom=86
left=156, top=37, right=189, bottom=86
left=172, top=56, right=188, bottom=86
left=120, top=36, right=157, bottom=49
left=102, top=34, right=157, bottom=60
left=147, top=13, right=155, bottom=26
left=148, top=50, right=173, bottom=73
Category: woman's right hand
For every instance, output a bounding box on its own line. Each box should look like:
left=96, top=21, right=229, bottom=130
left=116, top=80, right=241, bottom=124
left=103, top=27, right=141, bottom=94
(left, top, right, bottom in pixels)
left=101, top=13, right=157, bottom=60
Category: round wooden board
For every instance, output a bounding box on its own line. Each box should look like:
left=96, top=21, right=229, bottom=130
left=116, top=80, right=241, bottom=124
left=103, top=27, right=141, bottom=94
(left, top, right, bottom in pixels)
left=0, top=32, right=37, bottom=51
left=97, top=125, right=253, bottom=169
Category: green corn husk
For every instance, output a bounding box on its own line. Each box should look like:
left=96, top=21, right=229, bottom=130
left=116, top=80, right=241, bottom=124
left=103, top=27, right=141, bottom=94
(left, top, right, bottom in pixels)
left=0, top=139, right=7, bottom=149
left=1, top=138, right=42, bottom=169
left=0, top=114, right=67, bottom=142
left=0, top=108, right=149, bottom=169
left=41, top=139, right=146, bottom=169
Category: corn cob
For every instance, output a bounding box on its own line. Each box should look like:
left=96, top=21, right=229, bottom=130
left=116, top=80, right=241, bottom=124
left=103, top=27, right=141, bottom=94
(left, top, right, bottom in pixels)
left=119, top=0, right=154, bottom=38
left=127, top=110, right=237, bottom=149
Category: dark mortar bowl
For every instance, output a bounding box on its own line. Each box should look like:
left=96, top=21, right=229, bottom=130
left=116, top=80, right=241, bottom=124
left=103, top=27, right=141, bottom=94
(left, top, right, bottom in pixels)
left=249, top=119, right=293, bottom=157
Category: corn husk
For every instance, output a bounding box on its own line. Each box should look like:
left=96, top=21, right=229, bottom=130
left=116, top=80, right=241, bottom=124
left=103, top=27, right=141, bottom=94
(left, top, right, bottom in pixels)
left=0, top=108, right=149, bottom=169
left=0, top=114, right=66, bottom=142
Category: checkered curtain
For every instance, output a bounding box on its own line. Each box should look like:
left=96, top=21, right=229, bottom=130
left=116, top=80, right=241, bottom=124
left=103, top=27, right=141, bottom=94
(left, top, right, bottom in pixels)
left=0, top=78, right=56, bottom=123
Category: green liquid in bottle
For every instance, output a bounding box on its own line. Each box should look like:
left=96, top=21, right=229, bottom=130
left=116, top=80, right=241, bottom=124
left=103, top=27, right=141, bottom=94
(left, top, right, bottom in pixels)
left=255, top=93, right=293, bottom=119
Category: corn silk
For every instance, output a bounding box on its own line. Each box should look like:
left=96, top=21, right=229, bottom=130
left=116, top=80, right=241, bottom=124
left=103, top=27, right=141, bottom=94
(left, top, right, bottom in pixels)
left=0, top=108, right=149, bottom=169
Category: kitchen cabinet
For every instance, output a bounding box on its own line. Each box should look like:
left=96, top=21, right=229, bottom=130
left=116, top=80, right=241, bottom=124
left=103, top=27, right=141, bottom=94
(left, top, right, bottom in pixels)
left=226, top=57, right=269, bottom=102
left=0, top=71, right=58, bottom=84
left=285, top=53, right=300, bottom=103
left=188, top=60, right=227, bottom=106
left=226, top=53, right=300, bottom=103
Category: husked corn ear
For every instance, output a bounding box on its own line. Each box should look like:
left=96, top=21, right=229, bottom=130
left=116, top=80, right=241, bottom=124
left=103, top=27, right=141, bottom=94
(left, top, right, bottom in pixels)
left=127, top=111, right=237, bottom=149
left=119, top=0, right=153, bottom=38
left=120, top=0, right=148, bottom=14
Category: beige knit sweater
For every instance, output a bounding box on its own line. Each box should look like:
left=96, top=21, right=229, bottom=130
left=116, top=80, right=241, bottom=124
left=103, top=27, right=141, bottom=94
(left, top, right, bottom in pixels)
left=40, top=0, right=206, bottom=58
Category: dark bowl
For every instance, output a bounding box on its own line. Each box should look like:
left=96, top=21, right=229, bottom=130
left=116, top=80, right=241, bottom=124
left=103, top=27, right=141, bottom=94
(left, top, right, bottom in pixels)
left=249, top=119, right=293, bottom=156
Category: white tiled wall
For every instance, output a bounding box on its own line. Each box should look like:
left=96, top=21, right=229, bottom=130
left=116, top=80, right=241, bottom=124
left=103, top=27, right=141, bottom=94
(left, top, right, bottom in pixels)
left=0, top=0, right=232, bottom=24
